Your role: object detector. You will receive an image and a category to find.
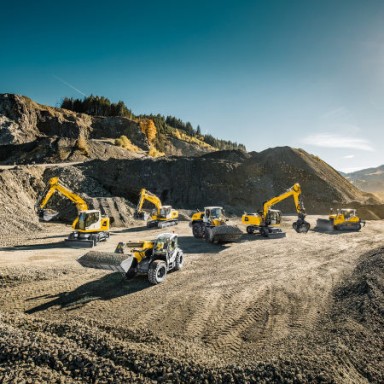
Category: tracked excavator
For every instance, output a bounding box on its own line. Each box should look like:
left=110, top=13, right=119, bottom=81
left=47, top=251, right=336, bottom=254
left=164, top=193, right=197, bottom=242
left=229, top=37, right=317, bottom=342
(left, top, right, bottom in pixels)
left=134, top=188, right=179, bottom=228
left=77, top=233, right=184, bottom=284
left=316, top=208, right=365, bottom=231
left=191, top=206, right=242, bottom=243
left=35, top=177, right=110, bottom=247
left=241, top=183, right=310, bottom=238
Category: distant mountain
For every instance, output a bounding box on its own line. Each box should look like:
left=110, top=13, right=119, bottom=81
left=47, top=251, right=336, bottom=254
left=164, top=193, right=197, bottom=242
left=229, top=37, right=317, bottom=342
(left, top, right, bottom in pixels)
left=344, top=165, right=384, bottom=193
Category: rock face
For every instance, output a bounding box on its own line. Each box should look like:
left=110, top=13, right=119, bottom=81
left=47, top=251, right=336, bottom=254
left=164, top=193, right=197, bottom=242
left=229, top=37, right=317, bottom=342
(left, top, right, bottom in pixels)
left=0, top=94, right=150, bottom=163
left=82, top=147, right=382, bottom=216
left=0, top=94, right=212, bottom=163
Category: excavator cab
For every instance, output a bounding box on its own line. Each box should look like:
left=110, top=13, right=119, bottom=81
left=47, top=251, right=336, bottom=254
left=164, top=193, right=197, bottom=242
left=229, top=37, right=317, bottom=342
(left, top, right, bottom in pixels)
left=265, top=209, right=282, bottom=226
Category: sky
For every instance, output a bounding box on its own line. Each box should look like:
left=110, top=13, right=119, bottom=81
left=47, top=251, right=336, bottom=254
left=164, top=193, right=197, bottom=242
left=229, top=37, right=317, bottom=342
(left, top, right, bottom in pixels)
left=1, top=0, right=384, bottom=172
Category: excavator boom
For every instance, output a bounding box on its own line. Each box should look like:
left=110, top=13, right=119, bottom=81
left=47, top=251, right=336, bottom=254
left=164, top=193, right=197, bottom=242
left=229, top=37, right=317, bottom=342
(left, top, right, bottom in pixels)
left=134, top=188, right=179, bottom=228
left=36, top=177, right=88, bottom=220
left=242, top=183, right=310, bottom=236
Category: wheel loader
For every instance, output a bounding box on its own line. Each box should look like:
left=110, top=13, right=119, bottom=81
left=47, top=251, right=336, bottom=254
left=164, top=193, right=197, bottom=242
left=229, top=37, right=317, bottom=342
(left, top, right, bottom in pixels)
left=134, top=188, right=179, bottom=228
left=191, top=206, right=242, bottom=243
left=316, top=208, right=365, bottom=231
left=35, top=177, right=110, bottom=247
left=241, top=183, right=310, bottom=238
left=77, top=233, right=184, bottom=284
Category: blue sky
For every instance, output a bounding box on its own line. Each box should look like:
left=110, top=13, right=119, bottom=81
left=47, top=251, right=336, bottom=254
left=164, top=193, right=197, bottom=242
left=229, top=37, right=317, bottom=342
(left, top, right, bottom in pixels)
left=1, top=0, right=384, bottom=172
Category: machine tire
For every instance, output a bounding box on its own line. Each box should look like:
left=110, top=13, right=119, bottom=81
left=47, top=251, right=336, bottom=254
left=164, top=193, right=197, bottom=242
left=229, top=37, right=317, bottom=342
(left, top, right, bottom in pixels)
left=174, top=252, right=184, bottom=271
left=148, top=260, right=167, bottom=284
left=192, top=223, right=205, bottom=238
left=260, top=227, right=269, bottom=237
left=204, top=227, right=214, bottom=242
left=246, top=226, right=254, bottom=234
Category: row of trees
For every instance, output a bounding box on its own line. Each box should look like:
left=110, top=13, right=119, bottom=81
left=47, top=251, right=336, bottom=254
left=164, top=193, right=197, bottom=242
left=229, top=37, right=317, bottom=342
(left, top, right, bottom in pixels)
left=60, top=95, right=133, bottom=118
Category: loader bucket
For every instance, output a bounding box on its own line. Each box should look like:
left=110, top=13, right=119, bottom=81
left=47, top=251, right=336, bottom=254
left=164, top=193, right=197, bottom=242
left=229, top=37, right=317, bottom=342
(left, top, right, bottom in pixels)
left=208, top=225, right=243, bottom=243
left=77, top=251, right=134, bottom=273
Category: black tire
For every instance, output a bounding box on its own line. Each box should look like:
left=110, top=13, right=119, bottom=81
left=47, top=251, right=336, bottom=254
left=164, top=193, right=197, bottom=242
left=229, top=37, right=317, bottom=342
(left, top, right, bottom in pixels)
left=246, top=226, right=254, bottom=234
left=192, top=223, right=205, bottom=238
left=148, top=260, right=167, bottom=284
left=260, top=227, right=268, bottom=237
left=204, top=227, right=214, bottom=242
left=174, top=252, right=184, bottom=271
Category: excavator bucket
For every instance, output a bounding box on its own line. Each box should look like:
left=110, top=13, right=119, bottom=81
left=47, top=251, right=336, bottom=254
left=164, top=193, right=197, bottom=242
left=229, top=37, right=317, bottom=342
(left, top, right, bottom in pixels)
left=39, top=209, right=59, bottom=222
left=134, top=211, right=150, bottom=221
left=77, top=251, right=134, bottom=273
left=292, top=219, right=311, bottom=233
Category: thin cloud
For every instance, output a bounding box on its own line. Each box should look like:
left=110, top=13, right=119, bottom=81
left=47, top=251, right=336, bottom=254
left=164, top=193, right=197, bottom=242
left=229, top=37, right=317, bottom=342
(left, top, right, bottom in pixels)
left=301, top=133, right=374, bottom=152
left=53, top=75, right=86, bottom=96
left=343, top=155, right=355, bottom=159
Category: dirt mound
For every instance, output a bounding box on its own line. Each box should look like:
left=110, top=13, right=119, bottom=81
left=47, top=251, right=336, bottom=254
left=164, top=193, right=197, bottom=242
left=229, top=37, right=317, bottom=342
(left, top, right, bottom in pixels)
left=324, top=249, right=384, bottom=383
left=81, top=147, right=383, bottom=217
left=0, top=166, right=43, bottom=243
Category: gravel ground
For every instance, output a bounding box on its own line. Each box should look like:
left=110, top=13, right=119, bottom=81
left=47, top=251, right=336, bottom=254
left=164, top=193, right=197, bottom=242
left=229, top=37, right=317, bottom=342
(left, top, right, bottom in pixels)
left=0, top=216, right=383, bottom=383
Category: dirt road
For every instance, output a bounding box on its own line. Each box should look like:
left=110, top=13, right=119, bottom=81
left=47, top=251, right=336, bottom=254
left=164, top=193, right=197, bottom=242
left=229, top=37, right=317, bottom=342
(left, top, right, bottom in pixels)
left=0, top=217, right=383, bottom=383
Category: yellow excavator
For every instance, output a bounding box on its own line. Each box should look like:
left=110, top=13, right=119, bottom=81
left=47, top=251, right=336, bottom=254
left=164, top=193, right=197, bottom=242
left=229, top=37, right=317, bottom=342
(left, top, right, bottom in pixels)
left=316, top=208, right=365, bottom=231
left=134, top=188, right=179, bottom=228
left=241, top=183, right=310, bottom=237
left=191, top=206, right=242, bottom=243
left=35, top=177, right=110, bottom=247
left=78, top=233, right=184, bottom=284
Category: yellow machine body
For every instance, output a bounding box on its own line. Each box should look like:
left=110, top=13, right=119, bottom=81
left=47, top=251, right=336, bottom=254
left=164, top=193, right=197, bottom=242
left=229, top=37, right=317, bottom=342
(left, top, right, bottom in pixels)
left=135, top=188, right=179, bottom=228
left=241, top=183, right=310, bottom=236
left=36, top=177, right=110, bottom=247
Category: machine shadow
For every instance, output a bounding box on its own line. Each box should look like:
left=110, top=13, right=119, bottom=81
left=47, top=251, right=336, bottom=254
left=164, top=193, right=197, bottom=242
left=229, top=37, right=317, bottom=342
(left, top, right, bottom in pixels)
left=25, top=273, right=150, bottom=314
left=0, top=242, right=67, bottom=251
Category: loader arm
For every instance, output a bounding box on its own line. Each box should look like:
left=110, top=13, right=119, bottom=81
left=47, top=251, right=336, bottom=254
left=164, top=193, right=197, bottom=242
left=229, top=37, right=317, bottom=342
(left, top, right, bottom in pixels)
left=136, top=188, right=163, bottom=215
left=37, top=177, right=89, bottom=212
left=263, top=183, right=305, bottom=217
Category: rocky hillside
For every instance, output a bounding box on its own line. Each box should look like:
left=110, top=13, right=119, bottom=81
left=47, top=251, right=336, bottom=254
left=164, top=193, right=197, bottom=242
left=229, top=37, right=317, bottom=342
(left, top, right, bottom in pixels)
left=0, top=94, right=215, bottom=163
left=77, top=147, right=381, bottom=216
left=345, top=164, right=384, bottom=193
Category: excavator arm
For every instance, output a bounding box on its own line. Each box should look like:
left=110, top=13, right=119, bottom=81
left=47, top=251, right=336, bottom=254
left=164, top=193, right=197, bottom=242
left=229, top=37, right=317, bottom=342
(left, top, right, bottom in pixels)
left=135, top=189, right=162, bottom=217
left=262, top=183, right=309, bottom=233
left=36, top=177, right=88, bottom=214
left=263, top=183, right=305, bottom=217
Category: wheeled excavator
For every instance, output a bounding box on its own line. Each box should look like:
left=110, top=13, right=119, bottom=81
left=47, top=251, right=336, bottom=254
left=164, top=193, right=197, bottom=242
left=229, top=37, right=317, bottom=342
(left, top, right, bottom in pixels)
left=134, top=188, right=179, bottom=228
left=77, top=233, right=184, bottom=284
left=191, top=206, right=242, bottom=243
left=316, top=208, right=365, bottom=231
left=35, top=177, right=110, bottom=247
left=241, top=183, right=310, bottom=238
